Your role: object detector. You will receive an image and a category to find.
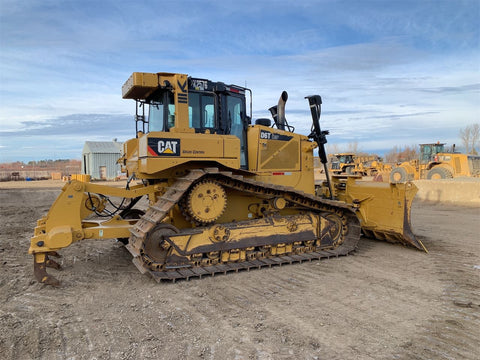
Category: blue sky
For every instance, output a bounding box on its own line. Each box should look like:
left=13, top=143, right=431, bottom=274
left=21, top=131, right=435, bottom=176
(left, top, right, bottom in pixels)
left=0, top=0, right=479, bottom=162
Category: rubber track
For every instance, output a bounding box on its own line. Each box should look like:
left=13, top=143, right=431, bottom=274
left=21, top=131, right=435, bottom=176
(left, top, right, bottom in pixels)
left=127, top=168, right=361, bottom=282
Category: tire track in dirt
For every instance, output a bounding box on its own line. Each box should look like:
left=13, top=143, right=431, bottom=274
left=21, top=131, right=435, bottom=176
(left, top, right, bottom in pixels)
left=250, top=245, right=439, bottom=359
left=1, top=189, right=479, bottom=359
left=392, top=204, right=480, bottom=360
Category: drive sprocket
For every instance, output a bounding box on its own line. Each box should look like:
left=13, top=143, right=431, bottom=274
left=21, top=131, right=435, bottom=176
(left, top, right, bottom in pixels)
left=185, top=180, right=227, bottom=224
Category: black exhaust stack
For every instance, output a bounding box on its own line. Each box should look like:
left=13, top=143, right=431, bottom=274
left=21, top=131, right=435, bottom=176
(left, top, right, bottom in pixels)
left=269, top=91, right=294, bottom=132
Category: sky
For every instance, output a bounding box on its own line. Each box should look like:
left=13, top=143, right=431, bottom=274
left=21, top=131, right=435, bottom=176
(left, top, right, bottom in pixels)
left=0, top=0, right=479, bottom=162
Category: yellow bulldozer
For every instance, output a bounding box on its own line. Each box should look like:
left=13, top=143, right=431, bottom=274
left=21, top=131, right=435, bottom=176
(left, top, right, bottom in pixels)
left=329, top=153, right=356, bottom=175
left=329, top=153, right=390, bottom=176
left=29, top=72, right=425, bottom=286
left=390, top=142, right=480, bottom=183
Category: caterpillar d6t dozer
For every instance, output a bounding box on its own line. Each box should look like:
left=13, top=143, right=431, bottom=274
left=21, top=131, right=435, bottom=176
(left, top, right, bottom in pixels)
left=29, top=72, right=425, bottom=286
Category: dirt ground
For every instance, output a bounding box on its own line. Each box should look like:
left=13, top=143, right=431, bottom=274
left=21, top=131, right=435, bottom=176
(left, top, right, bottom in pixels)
left=0, top=181, right=479, bottom=359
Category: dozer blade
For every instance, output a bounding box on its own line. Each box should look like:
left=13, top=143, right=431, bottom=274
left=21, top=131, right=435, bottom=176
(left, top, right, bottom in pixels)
left=338, top=178, right=426, bottom=252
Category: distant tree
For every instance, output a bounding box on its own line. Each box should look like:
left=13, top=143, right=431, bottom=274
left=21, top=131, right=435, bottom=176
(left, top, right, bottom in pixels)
left=385, top=145, right=418, bottom=164
left=459, top=126, right=472, bottom=153
left=326, top=143, right=341, bottom=156
left=459, top=123, right=480, bottom=154
left=470, top=124, right=479, bottom=154
left=384, top=146, right=398, bottom=163
left=347, top=141, right=359, bottom=154
left=326, top=141, right=363, bottom=155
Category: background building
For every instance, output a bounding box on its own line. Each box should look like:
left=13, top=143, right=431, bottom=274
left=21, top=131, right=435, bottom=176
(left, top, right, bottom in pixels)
left=82, top=139, right=123, bottom=180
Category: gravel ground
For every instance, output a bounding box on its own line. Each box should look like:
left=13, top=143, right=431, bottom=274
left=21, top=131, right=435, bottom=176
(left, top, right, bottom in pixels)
left=0, top=183, right=478, bottom=359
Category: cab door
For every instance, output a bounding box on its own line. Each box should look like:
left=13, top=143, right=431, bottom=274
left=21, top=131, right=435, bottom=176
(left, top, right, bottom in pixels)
left=226, top=94, right=248, bottom=168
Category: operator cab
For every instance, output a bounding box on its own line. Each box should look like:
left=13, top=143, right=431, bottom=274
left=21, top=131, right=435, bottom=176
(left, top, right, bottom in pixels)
left=140, top=77, right=251, bottom=168
left=419, top=143, right=445, bottom=164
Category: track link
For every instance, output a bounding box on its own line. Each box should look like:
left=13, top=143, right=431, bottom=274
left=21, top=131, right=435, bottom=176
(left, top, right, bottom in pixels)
left=126, top=168, right=361, bottom=281
left=150, top=248, right=354, bottom=283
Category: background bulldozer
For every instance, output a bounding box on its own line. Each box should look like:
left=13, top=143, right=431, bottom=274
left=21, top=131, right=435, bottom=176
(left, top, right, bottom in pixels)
left=329, top=153, right=390, bottom=176
left=390, top=142, right=480, bottom=183
left=29, top=72, right=424, bottom=286
left=329, top=153, right=356, bottom=175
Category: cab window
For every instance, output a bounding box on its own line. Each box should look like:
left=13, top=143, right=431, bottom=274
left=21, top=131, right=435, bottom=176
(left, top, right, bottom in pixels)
left=148, top=92, right=175, bottom=132
left=227, top=96, right=243, bottom=138
left=189, top=92, right=215, bottom=131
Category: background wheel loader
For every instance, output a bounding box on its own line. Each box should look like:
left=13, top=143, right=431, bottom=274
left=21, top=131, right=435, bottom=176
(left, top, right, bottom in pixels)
left=390, top=142, right=480, bottom=183
left=29, top=72, right=424, bottom=286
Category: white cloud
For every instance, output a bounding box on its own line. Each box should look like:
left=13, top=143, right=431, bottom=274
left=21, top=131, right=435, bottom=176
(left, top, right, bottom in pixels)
left=0, top=0, right=478, bottom=161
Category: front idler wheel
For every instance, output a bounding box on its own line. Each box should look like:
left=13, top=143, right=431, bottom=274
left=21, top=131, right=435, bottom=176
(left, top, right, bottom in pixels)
left=141, top=224, right=178, bottom=270
left=320, top=212, right=345, bottom=248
